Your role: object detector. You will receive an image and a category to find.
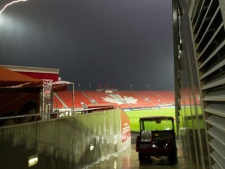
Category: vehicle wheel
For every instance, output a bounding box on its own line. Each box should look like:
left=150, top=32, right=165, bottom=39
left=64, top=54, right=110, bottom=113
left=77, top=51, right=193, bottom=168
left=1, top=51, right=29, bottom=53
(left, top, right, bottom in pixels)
left=169, top=153, right=177, bottom=165
left=138, top=153, right=145, bottom=164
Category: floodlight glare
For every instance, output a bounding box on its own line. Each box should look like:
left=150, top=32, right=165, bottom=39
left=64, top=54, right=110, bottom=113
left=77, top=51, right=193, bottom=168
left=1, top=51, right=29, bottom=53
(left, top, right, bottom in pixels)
left=0, top=0, right=27, bottom=14
left=28, top=155, right=38, bottom=167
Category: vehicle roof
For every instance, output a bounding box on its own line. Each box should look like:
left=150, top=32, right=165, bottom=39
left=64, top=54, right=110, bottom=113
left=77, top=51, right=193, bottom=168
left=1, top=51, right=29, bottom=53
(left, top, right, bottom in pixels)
left=139, top=116, right=174, bottom=121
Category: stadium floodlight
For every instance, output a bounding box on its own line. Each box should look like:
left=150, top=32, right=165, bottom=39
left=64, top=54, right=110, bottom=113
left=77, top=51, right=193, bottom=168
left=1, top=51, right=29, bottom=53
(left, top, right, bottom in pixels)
left=0, top=0, right=27, bottom=14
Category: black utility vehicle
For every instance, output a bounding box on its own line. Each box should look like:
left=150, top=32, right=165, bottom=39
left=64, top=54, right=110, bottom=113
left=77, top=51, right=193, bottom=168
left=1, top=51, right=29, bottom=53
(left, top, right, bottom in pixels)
left=136, top=116, right=177, bottom=164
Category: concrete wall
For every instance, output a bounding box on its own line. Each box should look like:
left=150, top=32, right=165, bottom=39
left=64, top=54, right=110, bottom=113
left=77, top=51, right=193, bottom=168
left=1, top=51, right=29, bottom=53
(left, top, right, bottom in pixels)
left=0, top=108, right=131, bottom=169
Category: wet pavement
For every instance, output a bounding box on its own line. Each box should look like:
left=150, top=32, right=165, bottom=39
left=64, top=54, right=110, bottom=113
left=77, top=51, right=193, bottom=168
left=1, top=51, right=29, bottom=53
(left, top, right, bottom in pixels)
left=86, top=133, right=189, bottom=169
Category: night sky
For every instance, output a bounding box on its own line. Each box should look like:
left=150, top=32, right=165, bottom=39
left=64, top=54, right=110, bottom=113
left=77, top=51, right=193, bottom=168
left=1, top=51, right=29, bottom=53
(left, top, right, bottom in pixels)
left=0, top=0, right=174, bottom=90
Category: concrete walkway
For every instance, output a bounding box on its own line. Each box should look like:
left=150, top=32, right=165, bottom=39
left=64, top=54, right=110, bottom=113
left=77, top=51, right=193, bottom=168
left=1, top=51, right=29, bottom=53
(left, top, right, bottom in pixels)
left=87, top=134, right=189, bottom=169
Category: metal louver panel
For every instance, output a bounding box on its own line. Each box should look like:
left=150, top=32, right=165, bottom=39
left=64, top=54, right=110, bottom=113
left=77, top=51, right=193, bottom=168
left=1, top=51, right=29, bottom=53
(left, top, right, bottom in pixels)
left=191, top=0, right=203, bottom=24
left=173, top=0, right=225, bottom=168
left=195, top=8, right=221, bottom=52
left=197, top=23, right=224, bottom=60
left=201, top=75, right=225, bottom=90
left=206, top=115, right=225, bottom=132
left=203, top=89, right=225, bottom=101
left=209, top=139, right=225, bottom=159
left=194, top=0, right=214, bottom=41
left=205, top=104, right=225, bottom=117
left=193, top=0, right=207, bottom=33
left=190, top=0, right=225, bottom=168
left=212, top=163, right=221, bottom=169
left=198, top=40, right=225, bottom=70
left=200, top=55, right=225, bottom=80
left=211, top=151, right=225, bottom=169
left=208, top=127, right=225, bottom=146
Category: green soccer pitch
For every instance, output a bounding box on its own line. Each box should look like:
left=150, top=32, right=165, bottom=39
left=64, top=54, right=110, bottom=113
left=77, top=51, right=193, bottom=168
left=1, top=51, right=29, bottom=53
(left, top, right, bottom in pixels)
left=125, top=108, right=176, bottom=132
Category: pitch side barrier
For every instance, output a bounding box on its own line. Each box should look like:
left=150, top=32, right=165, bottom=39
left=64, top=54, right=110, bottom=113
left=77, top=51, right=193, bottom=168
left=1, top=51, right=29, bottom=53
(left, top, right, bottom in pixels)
left=0, top=105, right=131, bottom=168
left=123, top=105, right=175, bottom=111
left=0, top=104, right=119, bottom=126
left=0, top=104, right=175, bottom=126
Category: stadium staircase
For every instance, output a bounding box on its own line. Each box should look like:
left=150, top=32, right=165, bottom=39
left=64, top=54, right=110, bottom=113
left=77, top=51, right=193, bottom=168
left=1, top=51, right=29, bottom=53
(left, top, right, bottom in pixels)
left=56, top=91, right=75, bottom=108
left=83, top=91, right=110, bottom=104
left=74, top=91, right=92, bottom=108
left=153, top=91, right=175, bottom=104
left=53, top=93, right=68, bottom=109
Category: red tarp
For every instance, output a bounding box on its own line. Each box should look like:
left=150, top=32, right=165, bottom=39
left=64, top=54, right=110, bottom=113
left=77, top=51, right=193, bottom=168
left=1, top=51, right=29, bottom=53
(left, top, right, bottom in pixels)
left=0, top=66, right=43, bottom=88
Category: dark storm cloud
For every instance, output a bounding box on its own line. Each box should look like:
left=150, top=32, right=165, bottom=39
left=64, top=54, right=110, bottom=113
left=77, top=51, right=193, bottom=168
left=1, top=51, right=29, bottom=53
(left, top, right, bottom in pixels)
left=0, top=0, right=173, bottom=90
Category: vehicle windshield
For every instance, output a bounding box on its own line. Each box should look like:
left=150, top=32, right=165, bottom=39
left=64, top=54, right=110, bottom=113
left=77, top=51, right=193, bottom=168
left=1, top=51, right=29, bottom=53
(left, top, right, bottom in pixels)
left=141, top=119, right=173, bottom=131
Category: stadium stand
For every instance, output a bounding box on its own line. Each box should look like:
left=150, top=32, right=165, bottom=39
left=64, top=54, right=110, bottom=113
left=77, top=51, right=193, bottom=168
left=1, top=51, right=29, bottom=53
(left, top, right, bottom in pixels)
left=74, top=91, right=92, bottom=108
left=134, top=91, right=173, bottom=106
left=53, top=94, right=64, bottom=109
left=54, top=91, right=69, bottom=108
left=82, top=91, right=109, bottom=104
left=53, top=90, right=175, bottom=110
left=153, top=91, right=175, bottom=103
left=55, top=91, right=75, bottom=108
left=112, top=91, right=142, bottom=108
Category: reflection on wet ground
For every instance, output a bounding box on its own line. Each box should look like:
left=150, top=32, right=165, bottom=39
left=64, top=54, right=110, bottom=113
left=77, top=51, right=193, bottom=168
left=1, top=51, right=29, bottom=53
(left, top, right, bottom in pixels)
left=87, top=134, right=189, bottom=169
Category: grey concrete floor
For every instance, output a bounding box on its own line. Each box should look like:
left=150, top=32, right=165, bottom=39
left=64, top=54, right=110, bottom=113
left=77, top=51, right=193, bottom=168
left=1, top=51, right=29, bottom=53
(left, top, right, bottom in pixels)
left=87, top=134, right=189, bottom=169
